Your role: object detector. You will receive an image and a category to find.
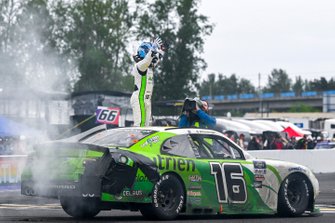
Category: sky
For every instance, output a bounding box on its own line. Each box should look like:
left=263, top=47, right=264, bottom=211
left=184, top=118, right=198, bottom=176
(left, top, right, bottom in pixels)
left=198, top=0, right=335, bottom=87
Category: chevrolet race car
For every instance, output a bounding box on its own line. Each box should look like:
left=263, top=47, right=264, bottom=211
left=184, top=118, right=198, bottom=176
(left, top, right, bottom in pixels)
left=21, top=126, right=320, bottom=220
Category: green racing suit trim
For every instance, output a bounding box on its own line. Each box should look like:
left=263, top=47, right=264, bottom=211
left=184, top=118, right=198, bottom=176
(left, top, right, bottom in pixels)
left=139, top=74, right=147, bottom=127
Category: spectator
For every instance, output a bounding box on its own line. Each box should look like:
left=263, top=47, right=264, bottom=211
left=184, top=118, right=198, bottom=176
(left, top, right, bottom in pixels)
left=307, top=136, right=316, bottom=149
left=285, top=136, right=296, bottom=150
left=247, top=135, right=263, bottom=150
left=238, top=133, right=246, bottom=150
left=295, top=135, right=308, bottom=149
left=271, top=135, right=284, bottom=150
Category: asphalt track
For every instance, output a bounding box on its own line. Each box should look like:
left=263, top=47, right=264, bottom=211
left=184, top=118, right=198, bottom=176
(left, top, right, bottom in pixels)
left=0, top=173, right=334, bottom=223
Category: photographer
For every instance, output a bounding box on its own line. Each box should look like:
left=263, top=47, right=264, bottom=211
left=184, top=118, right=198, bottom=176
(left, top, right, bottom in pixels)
left=178, top=97, right=216, bottom=129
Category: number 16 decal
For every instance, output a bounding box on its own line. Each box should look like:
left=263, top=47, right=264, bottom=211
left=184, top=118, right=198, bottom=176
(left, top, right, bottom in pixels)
left=210, top=162, right=247, bottom=203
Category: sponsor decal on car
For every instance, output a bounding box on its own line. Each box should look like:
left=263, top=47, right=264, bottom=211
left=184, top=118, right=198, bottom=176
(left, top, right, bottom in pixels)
left=54, top=185, right=76, bottom=190
left=123, top=190, right=143, bottom=197
left=254, top=168, right=267, bottom=175
left=188, top=185, right=202, bottom=190
left=187, top=191, right=202, bottom=197
left=82, top=193, right=95, bottom=197
left=253, top=181, right=263, bottom=188
left=141, top=136, right=160, bottom=147
left=288, top=167, right=306, bottom=172
left=254, top=174, right=265, bottom=181
left=152, top=155, right=196, bottom=172
left=136, top=175, right=149, bottom=182
left=189, top=197, right=202, bottom=205
left=253, top=161, right=266, bottom=169
left=189, top=175, right=202, bottom=182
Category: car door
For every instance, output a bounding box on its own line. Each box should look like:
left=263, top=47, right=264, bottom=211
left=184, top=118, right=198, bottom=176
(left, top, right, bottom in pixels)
left=188, top=134, right=250, bottom=213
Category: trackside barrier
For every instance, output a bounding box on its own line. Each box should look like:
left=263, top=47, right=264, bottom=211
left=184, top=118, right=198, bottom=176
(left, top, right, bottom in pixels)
left=248, top=149, right=335, bottom=173
left=0, top=150, right=334, bottom=190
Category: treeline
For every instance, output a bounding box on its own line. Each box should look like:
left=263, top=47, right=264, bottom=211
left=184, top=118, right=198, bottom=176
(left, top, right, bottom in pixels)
left=0, top=0, right=334, bottom=103
left=0, top=0, right=212, bottom=101
left=199, top=69, right=335, bottom=97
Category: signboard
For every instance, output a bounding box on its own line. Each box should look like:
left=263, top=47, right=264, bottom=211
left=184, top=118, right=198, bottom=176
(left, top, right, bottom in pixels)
left=294, top=123, right=304, bottom=128
left=0, top=155, right=27, bottom=185
left=96, top=106, right=120, bottom=125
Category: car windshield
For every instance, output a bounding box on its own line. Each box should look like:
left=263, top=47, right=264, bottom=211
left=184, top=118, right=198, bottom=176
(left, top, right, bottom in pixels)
left=81, top=128, right=156, bottom=148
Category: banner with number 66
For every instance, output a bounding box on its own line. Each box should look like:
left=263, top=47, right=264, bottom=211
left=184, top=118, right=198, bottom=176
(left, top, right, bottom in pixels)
left=96, top=106, right=121, bottom=125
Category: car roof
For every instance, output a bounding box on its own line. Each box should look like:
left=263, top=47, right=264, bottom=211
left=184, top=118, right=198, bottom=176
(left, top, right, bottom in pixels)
left=117, top=126, right=223, bottom=136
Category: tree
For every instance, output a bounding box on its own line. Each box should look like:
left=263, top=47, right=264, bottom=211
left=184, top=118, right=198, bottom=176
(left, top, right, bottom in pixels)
left=289, top=103, right=319, bottom=112
left=308, top=77, right=329, bottom=91
left=199, top=73, right=215, bottom=97
left=238, top=78, right=256, bottom=94
left=199, top=73, right=256, bottom=97
left=13, top=0, right=72, bottom=92
left=0, top=0, right=24, bottom=89
left=137, top=0, right=213, bottom=100
left=292, top=75, right=304, bottom=96
left=52, top=0, right=134, bottom=92
left=264, top=69, right=291, bottom=93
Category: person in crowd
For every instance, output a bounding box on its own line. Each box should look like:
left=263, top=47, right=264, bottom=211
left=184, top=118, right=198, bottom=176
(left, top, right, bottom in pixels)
left=130, top=37, right=167, bottom=127
left=247, top=135, right=263, bottom=150
left=295, top=134, right=308, bottom=149
left=178, top=97, right=216, bottom=129
left=285, top=136, right=296, bottom=149
left=307, top=135, right=316, bottom=149
left=271, top=135, right=284, bottom=150
left=238, top=133, right=246, bottom=150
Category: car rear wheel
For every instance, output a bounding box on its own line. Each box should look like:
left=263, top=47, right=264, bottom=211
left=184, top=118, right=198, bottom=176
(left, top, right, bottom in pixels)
left=277, top=173, right=310, bottom=216
left=60, top=196, right=101, bottom=218
left=140, top=174, right=184, bottom=220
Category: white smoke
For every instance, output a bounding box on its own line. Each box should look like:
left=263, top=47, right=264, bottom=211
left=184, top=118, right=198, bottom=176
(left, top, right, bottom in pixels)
left=0, top=2, right=79, bottom=210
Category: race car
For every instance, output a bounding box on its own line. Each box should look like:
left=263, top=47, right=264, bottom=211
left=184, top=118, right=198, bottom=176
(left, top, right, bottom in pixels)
left=21, top=126, right=320, bottom=220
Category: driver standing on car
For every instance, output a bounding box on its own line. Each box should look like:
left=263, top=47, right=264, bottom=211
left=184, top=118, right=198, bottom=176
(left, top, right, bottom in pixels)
left=178, top=97, right=216, bottom=129
left=130, top=37, right=166, bottom=127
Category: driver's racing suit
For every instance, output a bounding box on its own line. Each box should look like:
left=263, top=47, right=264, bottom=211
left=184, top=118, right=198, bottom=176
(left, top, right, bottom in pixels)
left=130, top=50, right=157, bottom=127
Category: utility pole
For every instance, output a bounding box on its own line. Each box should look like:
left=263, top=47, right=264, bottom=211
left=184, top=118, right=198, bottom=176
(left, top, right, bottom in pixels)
left=258, top=73, right=263, bottom=118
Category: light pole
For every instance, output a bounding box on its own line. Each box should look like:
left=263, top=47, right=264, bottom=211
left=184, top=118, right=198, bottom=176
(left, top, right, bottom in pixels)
left=258, top=73, right=263, bottom=118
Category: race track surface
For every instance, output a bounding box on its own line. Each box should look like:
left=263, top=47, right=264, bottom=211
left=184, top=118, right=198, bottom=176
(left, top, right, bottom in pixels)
left=0, top=173, right=334, bottom=223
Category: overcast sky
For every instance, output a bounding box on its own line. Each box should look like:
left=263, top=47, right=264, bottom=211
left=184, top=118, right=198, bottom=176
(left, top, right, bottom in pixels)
left=198, top=0, right=335, bottom=87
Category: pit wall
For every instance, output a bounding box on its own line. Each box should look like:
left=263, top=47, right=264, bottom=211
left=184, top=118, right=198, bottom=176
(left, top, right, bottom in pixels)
left=248, top=149, right=335, bottom=173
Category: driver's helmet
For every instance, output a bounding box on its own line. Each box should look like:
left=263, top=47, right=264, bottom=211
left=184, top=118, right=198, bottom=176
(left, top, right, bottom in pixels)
left=137, top=42, right=152, bottom=59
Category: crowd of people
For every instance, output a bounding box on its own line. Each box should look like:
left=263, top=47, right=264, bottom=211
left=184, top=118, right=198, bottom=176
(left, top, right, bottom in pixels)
left=225, top=131, right=332, bottom=150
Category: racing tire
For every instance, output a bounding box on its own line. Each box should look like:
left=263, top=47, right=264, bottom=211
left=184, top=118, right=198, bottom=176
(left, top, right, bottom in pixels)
left=140, top=174, right=185, bottom=220
left=60, top=196, right=101, bottom=218
left=277, top=173, right=310, bottom=216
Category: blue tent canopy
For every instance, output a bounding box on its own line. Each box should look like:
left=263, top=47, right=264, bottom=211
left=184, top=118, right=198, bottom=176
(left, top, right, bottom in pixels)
left=0, top=116, right=40, bottom=138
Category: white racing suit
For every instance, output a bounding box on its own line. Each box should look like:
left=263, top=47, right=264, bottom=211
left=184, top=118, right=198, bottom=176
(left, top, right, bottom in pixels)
left=130, top=50, right=157, bottom=127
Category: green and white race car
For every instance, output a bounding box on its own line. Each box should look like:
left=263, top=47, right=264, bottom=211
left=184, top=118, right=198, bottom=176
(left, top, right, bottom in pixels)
left=21, top=126, right=319, bottom=220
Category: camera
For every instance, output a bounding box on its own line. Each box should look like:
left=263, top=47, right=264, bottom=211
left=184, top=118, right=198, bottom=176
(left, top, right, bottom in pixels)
left=182, top=98, right=196, bottom=112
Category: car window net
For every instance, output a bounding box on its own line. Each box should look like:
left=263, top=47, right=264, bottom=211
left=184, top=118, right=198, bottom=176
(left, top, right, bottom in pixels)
left=82, top=129, right=156, bottom=147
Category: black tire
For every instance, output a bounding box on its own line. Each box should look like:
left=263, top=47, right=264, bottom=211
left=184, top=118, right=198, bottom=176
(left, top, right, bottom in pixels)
left=277, top=173, right=311, bottom=216
left=140, top=174, right=185, bottom=220
left=60, top=196, right=101, bottom=218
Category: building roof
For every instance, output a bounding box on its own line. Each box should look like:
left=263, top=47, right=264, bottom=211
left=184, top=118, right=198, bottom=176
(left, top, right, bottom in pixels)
left=244, top=112, right=335, bottom=121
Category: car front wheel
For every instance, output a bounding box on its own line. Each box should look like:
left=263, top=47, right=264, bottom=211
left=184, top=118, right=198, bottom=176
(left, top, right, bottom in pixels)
left=277, top=173, right=311, bottom=216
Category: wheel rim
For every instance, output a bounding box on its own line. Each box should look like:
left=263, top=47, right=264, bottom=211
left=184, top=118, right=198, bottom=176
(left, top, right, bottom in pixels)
left=287, top=180, right=303, bottom=206
left=157, top=183, right=179, bottom=211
